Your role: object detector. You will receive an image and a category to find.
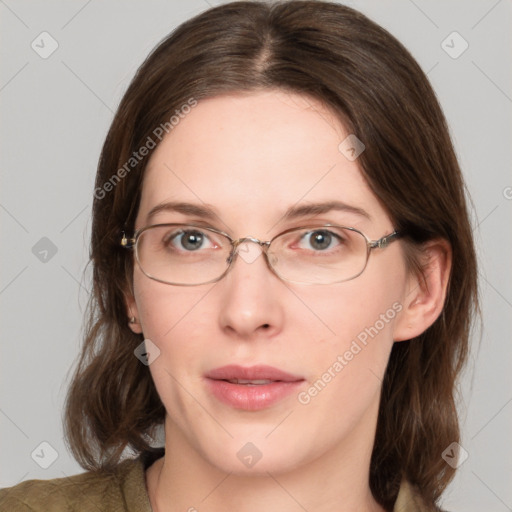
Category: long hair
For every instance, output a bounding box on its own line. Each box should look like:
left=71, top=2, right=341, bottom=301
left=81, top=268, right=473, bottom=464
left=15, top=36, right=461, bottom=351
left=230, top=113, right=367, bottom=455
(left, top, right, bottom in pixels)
left=63, top=2, right=478, bottom=509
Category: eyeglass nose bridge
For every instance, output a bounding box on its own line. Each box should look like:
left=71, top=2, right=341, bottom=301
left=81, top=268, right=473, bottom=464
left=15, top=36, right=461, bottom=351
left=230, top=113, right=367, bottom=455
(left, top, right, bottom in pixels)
left=227, top=237, right=272, bottom=265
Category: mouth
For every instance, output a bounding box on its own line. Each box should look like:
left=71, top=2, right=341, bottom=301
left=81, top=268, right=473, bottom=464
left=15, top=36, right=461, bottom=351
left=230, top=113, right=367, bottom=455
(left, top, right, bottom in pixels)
left=205, top=365, right=305, bottom=411
left=223, top=379, right=274, bottom=385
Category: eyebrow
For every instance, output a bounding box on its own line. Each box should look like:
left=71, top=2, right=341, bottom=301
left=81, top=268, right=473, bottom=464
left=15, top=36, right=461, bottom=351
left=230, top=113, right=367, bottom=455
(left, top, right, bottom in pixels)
left=282, top=200, right=371, bottom=221
left=146, top=199, right=371, bottom=224
left=146, top=201, right=219, bottom=224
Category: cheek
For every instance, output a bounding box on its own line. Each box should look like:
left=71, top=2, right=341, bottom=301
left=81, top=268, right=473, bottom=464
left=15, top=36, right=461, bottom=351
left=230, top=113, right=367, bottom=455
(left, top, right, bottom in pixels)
left=133, top=277, right=220, bottom=430
left=133, top=270, right=216, bottom=375
left=291, top=283, right=403, bottom=444
left=296, top=260, right=406, bottom=380
left=301, top=278, right=401, bottom=344
left=134, top=264, right=210, bottom=335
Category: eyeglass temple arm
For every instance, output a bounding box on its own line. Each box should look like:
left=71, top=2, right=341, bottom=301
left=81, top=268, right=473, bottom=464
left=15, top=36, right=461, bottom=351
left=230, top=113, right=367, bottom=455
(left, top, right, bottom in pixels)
left=369, top=231, right=400, bottom=249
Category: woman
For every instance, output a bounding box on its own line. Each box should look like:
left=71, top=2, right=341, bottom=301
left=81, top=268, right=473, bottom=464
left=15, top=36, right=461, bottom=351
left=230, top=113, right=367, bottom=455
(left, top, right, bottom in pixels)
left=0, top=1, right=477, bottom=511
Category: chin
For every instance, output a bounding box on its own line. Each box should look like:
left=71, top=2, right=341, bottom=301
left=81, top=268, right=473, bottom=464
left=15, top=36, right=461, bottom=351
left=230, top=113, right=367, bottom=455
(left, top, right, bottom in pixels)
left=192, top=429, right=313, bottom=477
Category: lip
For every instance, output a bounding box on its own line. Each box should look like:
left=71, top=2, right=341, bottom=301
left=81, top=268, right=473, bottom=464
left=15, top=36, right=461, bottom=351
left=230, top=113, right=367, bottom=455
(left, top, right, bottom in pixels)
left=205, top=365, right=305, bottom=411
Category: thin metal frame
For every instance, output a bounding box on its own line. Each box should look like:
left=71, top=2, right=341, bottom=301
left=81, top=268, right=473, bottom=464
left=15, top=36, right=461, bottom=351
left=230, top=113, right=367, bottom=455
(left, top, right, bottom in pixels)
left=121, top=223, right=400, bottom=286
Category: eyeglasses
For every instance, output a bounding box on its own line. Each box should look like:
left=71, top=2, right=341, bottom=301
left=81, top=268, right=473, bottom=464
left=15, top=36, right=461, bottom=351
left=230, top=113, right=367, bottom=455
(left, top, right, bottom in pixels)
left=121, top=223, right=400, bottom=286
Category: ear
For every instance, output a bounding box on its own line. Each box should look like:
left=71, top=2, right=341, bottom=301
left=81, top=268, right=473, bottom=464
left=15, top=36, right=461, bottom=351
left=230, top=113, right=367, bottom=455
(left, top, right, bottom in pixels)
left=393, top=239, right=452, bottom=342
left=124, top=288, right=143, bottom=335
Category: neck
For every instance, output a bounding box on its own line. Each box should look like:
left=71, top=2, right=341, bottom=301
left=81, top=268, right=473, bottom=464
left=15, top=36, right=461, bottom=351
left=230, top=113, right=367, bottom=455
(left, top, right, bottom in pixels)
left=146, top=406, right=385, bottom=512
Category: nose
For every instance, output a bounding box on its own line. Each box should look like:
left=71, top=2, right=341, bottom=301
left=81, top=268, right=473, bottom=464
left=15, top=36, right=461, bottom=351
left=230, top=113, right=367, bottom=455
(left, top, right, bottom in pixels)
left=217, top=240, right=285, bottom=340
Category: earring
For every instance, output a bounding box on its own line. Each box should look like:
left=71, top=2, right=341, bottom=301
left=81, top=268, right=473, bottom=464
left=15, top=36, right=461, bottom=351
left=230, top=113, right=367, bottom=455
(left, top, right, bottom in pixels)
left=129, top=316, right=137, bottom=324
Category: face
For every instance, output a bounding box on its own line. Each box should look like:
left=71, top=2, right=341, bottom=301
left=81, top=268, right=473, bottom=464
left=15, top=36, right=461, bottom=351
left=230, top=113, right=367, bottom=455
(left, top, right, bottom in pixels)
left=128, top=90, right=411, bottom=475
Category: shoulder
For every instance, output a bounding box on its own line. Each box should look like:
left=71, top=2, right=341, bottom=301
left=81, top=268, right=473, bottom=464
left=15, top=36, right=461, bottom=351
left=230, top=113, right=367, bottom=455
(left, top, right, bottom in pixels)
left=0, top=455, right=153, bottom=512
left=394, top=479, right=448, bottom=512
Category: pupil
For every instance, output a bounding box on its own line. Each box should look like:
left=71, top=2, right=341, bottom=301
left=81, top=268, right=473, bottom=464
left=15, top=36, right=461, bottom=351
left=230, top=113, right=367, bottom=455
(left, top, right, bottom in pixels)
left=182, top=232, right=203, bottom=250
left=311, top=231, right=331, bottom=250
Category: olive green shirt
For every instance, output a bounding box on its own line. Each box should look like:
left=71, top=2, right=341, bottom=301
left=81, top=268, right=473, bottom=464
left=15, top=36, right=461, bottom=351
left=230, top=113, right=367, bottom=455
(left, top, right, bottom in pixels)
left=0, top=450, right=434, bottom=511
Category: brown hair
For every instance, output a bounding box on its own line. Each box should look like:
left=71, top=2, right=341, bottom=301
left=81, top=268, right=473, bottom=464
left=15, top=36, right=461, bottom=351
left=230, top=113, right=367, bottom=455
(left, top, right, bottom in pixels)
left=64, top=1, right=478, bottom=509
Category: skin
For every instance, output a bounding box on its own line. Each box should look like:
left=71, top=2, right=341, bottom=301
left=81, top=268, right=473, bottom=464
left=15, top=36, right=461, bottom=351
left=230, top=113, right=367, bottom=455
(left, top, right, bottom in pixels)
left=126, top=90, right=451, bottom=512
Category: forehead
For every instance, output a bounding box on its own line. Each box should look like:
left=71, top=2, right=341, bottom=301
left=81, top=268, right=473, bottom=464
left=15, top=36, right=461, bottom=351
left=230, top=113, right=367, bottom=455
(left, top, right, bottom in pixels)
left=137, top=90, right=387, bottom=233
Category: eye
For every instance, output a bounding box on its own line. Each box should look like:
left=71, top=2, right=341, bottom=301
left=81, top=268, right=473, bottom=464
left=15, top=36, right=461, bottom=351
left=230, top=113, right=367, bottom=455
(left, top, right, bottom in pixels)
left=165, top=229, right=215, bottom=251
left=298, top=229, right=343, bottom=251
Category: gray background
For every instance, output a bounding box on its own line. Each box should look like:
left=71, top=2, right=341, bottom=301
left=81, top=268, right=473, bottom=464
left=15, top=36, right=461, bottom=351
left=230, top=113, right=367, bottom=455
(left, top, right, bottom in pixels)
left=1, top=1, right=511, bottom=510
